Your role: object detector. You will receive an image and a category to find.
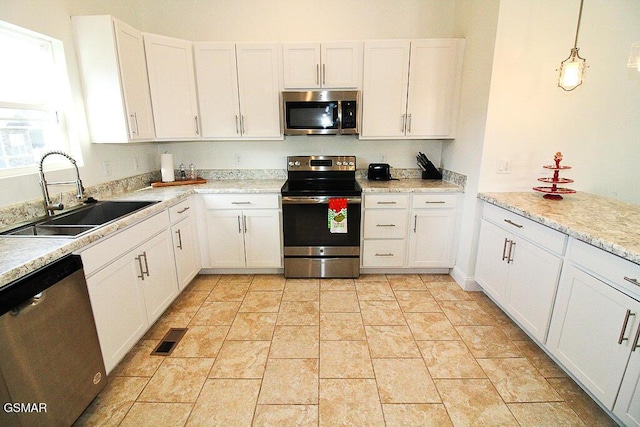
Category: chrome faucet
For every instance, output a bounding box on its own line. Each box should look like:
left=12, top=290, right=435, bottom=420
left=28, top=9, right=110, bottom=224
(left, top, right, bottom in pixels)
left=39, top=151, right=85, bottom=216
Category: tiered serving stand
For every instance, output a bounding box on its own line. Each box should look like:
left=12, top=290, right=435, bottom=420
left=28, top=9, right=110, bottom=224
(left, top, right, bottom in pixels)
left=533, top=152, right=576, bottom=200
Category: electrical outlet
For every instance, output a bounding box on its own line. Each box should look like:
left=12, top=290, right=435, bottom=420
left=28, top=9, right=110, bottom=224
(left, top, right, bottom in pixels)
left=497, top=160, right=511, bottom=174
left=379, top=153, right=387, bottom=162
left=102, top=160, right=111, bottom=176
left=234, top=153, right=241, bottom=166
left=133, top=157, right=140, bottom=171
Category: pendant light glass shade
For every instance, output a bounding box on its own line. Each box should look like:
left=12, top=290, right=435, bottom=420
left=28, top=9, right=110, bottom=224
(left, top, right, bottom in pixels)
left=557, top=0, right=587, bottom=91
left=628, top=42, right=640, bottom=71
left=558, top=48, right=586, bottom=91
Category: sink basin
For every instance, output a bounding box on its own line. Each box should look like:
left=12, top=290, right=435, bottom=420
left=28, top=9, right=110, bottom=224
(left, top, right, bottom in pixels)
left=0, top=200, right=159, bottom=238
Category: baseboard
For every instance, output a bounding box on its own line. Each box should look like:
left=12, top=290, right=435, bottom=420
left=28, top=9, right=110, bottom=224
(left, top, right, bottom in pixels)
left=450, top=265, right=482, bottom=291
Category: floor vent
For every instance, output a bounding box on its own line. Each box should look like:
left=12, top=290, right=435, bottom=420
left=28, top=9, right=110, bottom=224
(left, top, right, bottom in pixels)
left=151, top=328, right=187, bottom=356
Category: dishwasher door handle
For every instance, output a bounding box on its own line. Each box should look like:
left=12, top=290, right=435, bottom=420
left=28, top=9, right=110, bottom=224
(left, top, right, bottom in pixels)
left=10, top=291, right=46, bottom=316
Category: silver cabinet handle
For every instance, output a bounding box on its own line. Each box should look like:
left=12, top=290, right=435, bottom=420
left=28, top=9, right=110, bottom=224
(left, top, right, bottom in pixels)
left=231, top=201, right=252, bottom=205
left=237, top=215, right=242, bottom=234
left=632, top=325, right=640, bottom=352
left=243, top=215, right=247, bottom=233
left=130, top=112, right=139, bottom=135
left=135, top=251, right=149, bottom=280
left=507, top=241, right=516, bottom=263
left=322, top=63, right=326, bottom=85
left=194, top=115, right=199, bottom=135
left=376, top=201, right=397, bottom=205
left=624, top=277, right=640, bottom=287
left=235, top=115, right=240, bottom=134
left=407, top=114, right=412, bottom=133
left=376, top=224, right=396, bottom=227
left=175, top=229, right=183, bottom=250
left=375, top=253, right=394, bottom=257
left=316, top=64, right=320, bottom=85
left=401, top=114, right=406, bottom=132
left=241, top=115, right=246, bottom=134
left=618, top=309, right=636, bottom=344
left=502, top=238, right=510, bottom=261
left=425, top=201, right=446, bottom=204
left=504, top=219, right=523, bottom=228
left=413, top=214, right=418, bottom=233
left=177, top=206, right=190, bottom=214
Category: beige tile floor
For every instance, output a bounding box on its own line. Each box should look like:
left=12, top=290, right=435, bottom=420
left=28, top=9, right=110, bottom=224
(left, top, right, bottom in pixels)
left=76, top=274, right=618, bottom=426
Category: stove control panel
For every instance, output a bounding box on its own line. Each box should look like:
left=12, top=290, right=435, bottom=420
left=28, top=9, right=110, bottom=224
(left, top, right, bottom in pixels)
left=287, top=155, right=356, bottom=171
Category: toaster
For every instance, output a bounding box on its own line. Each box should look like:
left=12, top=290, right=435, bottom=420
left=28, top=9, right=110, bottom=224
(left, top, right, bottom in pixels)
left=367, top=163, right=392, bottom=181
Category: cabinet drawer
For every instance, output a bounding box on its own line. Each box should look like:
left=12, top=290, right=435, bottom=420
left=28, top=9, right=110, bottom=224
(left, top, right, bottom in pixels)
left=569, top=238, right=640, bottom=300
left=364, top=194, right=409, bottom=209
left=483, top=203, right=567, bottom=255
left=81, top=210, right=170, bottom=276
left=169, top=197, right=194, bottom=223
left=412, top=193, right=458, bottom=209
left=363, top=210, right=408, bottom=239
left=200, top=193, right=280, bottom=209
left=362, top=240, right=406, bottom=267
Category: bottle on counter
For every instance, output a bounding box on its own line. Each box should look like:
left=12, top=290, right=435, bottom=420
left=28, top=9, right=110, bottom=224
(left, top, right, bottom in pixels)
left=189, top=163, right=196, bottom=180
left=179, top=163, right=186, bottom=179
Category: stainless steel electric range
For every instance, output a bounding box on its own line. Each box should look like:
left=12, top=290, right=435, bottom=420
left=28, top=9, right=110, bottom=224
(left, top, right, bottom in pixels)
left=281, top=155, right=362, bottom=278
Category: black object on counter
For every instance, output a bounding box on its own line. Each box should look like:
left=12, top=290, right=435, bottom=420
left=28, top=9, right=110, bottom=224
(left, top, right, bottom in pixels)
left=416, top=152, right=442, bottom=180
left=368, top=163, right=396, bottom=181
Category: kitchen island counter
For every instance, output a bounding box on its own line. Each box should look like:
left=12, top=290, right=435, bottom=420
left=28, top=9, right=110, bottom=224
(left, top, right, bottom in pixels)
left=479, top=191, right=640, bottom=266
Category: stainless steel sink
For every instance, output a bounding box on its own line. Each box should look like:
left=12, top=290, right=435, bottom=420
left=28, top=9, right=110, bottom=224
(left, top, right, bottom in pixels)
left=0, top=200, right=159, bottom=238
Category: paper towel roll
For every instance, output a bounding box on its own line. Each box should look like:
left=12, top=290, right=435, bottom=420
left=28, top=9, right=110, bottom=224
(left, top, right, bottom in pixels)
left=160, top=153, right=175, bottom=182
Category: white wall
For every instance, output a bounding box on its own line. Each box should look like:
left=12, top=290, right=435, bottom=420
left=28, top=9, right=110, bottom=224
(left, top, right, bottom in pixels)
left=479, top=0, right=640, bottom=204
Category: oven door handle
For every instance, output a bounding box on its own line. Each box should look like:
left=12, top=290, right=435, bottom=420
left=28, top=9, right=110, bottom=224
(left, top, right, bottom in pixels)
left=282, top=196, right=362, bottom=205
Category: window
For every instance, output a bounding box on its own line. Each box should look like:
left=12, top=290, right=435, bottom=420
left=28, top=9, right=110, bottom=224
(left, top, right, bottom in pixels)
left=0, top=20, right=77, bottom=176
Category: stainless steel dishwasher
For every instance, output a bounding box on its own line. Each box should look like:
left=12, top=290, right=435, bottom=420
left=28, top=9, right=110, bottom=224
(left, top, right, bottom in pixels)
left=0, top=255, right=106, bottom=426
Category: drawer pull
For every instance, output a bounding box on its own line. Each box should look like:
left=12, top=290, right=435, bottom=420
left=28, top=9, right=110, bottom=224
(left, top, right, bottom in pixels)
left=376, top=224, right=396, bottom=227
left=624, top=276, right=640, bottom=287
left=632, top=325, right=640, bottom=352
left=425, top=201, right=446, bottom=204
left=504, top=219, right=523, bottom=228
left=375, top=253, right=394, bottom=257
left=618, top=309, right=636, bottom=344
left=377, top=201, right=397, bottom=205
left=177, top=206, right=190, bottom=214
left=232, top=201, right=252, bottom=205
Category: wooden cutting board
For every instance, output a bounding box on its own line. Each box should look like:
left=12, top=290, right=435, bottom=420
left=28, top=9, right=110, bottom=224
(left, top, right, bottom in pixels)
left=151, top=178, right=207, bottom=187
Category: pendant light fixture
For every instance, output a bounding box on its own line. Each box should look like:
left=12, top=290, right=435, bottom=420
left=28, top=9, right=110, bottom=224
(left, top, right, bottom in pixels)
left=558, top=0, right=587, bottom=91
left=628, top=42, right=640, bottom=71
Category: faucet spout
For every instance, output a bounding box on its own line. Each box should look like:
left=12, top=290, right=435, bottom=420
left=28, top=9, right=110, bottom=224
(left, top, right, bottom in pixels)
left=39, top=151, right=85, bottom=216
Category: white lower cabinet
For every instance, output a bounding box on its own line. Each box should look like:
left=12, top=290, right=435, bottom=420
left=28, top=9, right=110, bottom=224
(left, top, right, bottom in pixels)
left=362, top=194, right=409, bottom=268
left=169, top=197, right=200, bottom=289
left=199, top=194, right=282, bottom=269
left=475, top=202, right=565, bottom=343
left=408, top=194, right=457, bottom=268
left=81, top=210, right=179, bottom=373
left=615, top=346, right=640, bottom=426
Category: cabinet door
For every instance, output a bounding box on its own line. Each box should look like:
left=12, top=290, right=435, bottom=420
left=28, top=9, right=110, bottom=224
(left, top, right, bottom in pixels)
left=194, top=42, right=243, bottom=139
left=474, top=219, right=510, bottom=301
left=361, top=40, right=410, bottom=138
left=85, top=253, right=148, bottom=374
left=321, top=42, right=362, bottom=88
left=548, top=265, right=640, bottom=408
left=505, top=238, right=562, bottom=343
left=614, top=347, right=640, bottom=426
left=137, top=230, right=179, bottom=324
left=283, top=43, right=321, bottom=89
left=144, top=33, right=200, bottom=139
left=408, top=209, right=456, bottom=268
left=172, top=215, right=199, bottom=290
left=204, top=209, right=246, bottom=267
left=406, top=39, right=463, bottom=138
left=113, top=19, right=155, bottom=140
left=243, top=210, right=282, bottom=268
left=236, top=43, right=282, bottom=139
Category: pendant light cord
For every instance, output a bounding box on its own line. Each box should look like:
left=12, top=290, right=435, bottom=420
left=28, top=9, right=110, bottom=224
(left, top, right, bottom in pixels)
left=573, top=0, right=585, bottom=49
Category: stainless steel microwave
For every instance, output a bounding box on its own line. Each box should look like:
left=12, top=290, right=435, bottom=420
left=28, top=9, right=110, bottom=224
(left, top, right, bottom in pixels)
left=282, top=90, right=359, bottom=135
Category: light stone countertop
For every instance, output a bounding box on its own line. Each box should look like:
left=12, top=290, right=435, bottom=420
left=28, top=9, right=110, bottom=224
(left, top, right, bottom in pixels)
left=359, top=178, right=463, bottom=193
left=479, top=192, right=640, bottom=266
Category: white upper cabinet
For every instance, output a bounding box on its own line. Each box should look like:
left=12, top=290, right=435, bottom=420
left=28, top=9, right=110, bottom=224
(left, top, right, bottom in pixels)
left=283, top=42, right=362, bottom=89
left=361, top=39, right=464, bottom=139
left=72, top=16, right=155, bottom=143
left=144, top=33, right=200, bottom=140
left=194, top=42, right=282, bottom=140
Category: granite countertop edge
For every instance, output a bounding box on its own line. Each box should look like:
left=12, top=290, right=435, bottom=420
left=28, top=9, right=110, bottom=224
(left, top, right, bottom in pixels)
left=478, top=192, right=640, bottom=266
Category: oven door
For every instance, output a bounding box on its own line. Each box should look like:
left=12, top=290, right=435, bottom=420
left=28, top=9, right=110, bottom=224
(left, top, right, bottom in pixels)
left=282, top=196, right=361, bottom=250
